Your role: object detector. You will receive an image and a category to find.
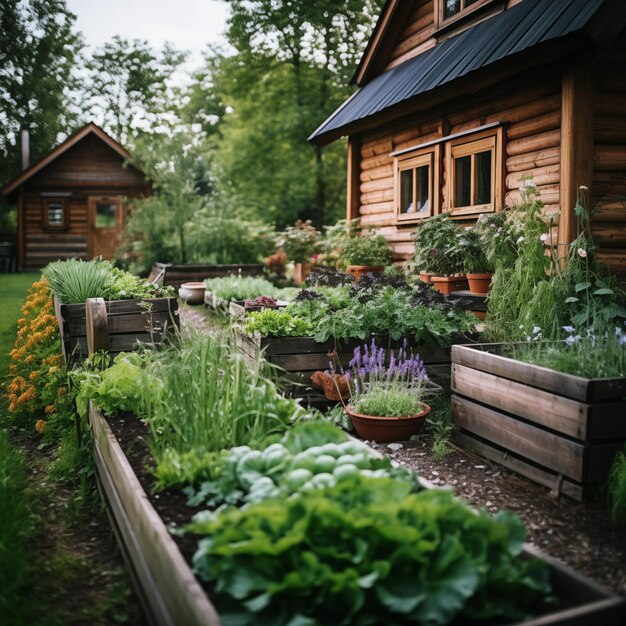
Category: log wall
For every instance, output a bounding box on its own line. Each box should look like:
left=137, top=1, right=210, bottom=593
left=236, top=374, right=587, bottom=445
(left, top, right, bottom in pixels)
left=21, top=134, right=148, bottom=268
left=358, top=71, right=562, bottom=259
left=592, top=33, right=626, bottom=281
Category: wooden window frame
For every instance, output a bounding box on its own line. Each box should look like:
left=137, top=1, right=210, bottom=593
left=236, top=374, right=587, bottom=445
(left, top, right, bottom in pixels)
left=436, top=0, right=501, bottom=31
left=445, top=127, right=503, bottom=217
left=394, top=145, right=440, bottom=223
left=41, top=196, right=69, bottom=231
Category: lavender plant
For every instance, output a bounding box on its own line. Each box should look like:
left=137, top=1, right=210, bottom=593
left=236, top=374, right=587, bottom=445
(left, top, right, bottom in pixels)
left=343, top=338, right=431, bottom=417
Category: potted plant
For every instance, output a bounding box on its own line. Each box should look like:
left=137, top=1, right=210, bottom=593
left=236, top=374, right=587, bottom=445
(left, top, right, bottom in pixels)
left=342, top=339, right=433, bottom=442
left=455, top=227, right=495, bottom=294
left=275, top=220, right=321, bottom=285
left=414, top=213, right=467, bottom=293
left=342, top=233, right=393, bottom=281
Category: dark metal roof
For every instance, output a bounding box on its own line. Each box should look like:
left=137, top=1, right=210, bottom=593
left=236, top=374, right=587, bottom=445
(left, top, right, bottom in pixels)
left=310, top=0, right=606, bottom=144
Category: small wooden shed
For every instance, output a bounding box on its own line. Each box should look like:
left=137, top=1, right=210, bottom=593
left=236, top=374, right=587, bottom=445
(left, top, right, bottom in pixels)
left=310, top=0, right=626, bottom=279
left=2, top=122, right=150, bottom=269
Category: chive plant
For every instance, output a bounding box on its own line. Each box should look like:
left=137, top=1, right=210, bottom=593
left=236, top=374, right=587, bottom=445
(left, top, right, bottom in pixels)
left=43, top=259, right=111, bottom=304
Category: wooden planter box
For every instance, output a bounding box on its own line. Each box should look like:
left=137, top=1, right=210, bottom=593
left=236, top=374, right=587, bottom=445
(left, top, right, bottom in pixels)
left=451, top=343, right=626, bottom=500
left=89, top=403, right=626, bottom=626
left=234, top=332, right=453, bottom=387
left=149, top=263, right=264, bottom=289
left=54, top=296, right=179, bottom=364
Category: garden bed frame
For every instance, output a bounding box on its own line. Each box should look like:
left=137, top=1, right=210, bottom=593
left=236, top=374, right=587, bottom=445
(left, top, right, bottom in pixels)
left=451, top=343, right=626, bottom=501
left=54, top=296, right=179, bottom=364
left=148, top=263, right=264, bottom=289
left=89, top=402, right=626, bottom=626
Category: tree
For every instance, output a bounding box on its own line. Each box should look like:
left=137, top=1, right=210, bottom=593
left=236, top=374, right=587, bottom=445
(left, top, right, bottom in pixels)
left=211, top=0, right=384, bottom=228
left=83, top=37, right=186, bottom=144
left=0, top=0, right=83, bottom=191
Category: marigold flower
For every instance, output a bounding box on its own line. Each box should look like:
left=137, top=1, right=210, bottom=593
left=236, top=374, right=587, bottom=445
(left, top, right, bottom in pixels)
left=35, top=420, right=46, bottom=434
left=45, top=404, right=55, bottom=415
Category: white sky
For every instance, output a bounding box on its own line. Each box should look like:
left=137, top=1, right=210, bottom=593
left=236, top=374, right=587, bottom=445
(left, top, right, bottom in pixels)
left=66, top=0, right=230, bottom=69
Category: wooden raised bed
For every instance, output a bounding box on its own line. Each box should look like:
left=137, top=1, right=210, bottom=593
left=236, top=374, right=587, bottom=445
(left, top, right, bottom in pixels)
left=54, top=296, right=179, bottom=364
left=149, top=263, right=264, bottom=289
left=90, top=403, right=626, bottom=626
left=451, top=343, right=626, bottom=500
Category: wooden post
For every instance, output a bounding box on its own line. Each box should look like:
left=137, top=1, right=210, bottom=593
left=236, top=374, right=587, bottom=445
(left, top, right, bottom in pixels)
left=559, top=54, right=595, bottom=256
left=17, top=186, right=25, bottom=270
left=346, top=136, right=361, bottom=221
left=86, top=297, right=109, bottom=355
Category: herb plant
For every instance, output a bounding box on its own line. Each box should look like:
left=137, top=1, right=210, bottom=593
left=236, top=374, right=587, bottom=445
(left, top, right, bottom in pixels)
left=190, top=476, right=551, bottom=626
left=607, top=445, right=626, bottom=527
left=204, top=275, right=284, bottom=302
left=275, top=219, right=321, bottom=263
left=341, top=233, right=393, bottom=266
left=43, top=259, right=111, bottom=304
left=414, top=213, right=464, bottom=276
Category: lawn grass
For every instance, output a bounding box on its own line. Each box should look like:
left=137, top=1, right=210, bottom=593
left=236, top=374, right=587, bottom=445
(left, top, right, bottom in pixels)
left=0, top=272, right=40, bottom=381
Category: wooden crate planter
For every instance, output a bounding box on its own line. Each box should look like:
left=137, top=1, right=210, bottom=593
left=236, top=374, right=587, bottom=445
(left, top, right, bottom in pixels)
left=149, top=263, right=264, bottom=289
left=234, top=332, right=453, bottom=387
left=89, top=403, right=625, bottom=626
left=451, top=343, right=626, bottom=500
left=54, top=296, right=179, bottom=364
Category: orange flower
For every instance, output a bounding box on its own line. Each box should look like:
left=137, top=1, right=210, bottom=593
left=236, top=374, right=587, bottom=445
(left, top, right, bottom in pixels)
left=45, top=404, right=55, bottom=415
left=35, top=420, right=46, bottom=434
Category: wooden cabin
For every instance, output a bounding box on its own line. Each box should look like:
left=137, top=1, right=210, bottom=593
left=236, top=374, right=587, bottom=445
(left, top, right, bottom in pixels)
left=310, top=0, right=626, bottom=279
left=2, top=123, right=150, bottom=270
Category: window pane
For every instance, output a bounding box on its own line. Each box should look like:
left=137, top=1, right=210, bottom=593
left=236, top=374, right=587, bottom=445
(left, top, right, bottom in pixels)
left=400, top=169, right=414, bottom=214
left=47, top=203, right=64, bottom=226
left=474, top=150, right=492, bottom=205
left=444, top=0, right=461, bottom=18
left=415, top=165, right=430, bottom=215
left=95, top=203, right=117, bottom=228
left=454, top=155, right=471, bottom=208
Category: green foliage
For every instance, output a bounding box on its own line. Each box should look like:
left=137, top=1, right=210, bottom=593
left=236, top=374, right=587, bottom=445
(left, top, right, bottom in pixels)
left=276, top=219, right=321, bottom=263
left=0, top=0, right=83, bottom=191
left=242, top=308, right=315, bottom=337
left=143, top=333, right=308, bottom=466
left=427, top=396, right=454, bottom=460
left=204, top=276, right=283, bottom=302
left=189, top=476, right=551, bottom=626
left=353, top=385, right=424, bottom=417
left=414, top=213, right=464, bottom=276
left=83, top=36, right=186, bottom=143
left=153, top=448, right=225, bottom=492
left=316, top=218, right=361, bottom=268
left=0, top=431, right=38, bottom=620
left=342, top=234, right=393, bottom=266
left=607, top=446, right=626, bottom=527
left=453, top=227, right=493, bottom=274
left=186, top=426, right=419, bottom=508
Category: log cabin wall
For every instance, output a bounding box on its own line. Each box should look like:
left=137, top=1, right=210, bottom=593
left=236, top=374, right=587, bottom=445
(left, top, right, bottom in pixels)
left=357, top=66, right=562, bottom=260
left=21, top=134, right=147, bottom=268
left=592, top=30, right=626, bottom=282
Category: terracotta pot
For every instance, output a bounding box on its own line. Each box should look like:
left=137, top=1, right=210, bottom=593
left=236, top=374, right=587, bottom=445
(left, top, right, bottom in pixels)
left=294, top=262, right=312, bottom=286
left=344, top=403, right=431, bottom=443
left=419, top=271, right=434, bottom=284
left=466, top=273, right=493, bottom=295
left=431, top=275, right=468, bottom=294
left=346, top=265, right=385, bottom=281
left=310, top=371, right=350, bottom=401
left=178, top=281, right=205, bottom=305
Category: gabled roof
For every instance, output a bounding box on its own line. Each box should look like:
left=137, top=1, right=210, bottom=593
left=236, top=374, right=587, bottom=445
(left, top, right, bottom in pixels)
left=310, top=0, right=622, bottom=146
left=2, top=122, right=136, bottom=196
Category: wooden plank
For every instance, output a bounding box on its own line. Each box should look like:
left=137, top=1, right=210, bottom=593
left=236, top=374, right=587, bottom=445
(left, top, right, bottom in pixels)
left=347, top=136, right=361, bottom=221
left=452, top=363, right=588, bottom=440
left=89, top=404, right=220, bottom=626
left=86, top=298, right=109, bottom=354
left=453, top=430, right=586, bottom=501
left=68, top=311, right=173, bottom=335
left=452, top=344, right=626, bottom=402
left=452, top=395, right=585, bottom=481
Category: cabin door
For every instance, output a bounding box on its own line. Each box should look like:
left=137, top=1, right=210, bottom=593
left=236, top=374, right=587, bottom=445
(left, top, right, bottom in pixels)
left=88, top=195, right=123, bottom=260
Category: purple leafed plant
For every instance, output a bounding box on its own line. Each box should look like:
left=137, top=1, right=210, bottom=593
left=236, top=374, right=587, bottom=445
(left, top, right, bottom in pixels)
left=244, top=295, right=278, bottom=308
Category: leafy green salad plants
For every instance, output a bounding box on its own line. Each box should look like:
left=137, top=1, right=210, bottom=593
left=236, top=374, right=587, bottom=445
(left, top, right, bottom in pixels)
left=204, top=275, right=296, bottom=303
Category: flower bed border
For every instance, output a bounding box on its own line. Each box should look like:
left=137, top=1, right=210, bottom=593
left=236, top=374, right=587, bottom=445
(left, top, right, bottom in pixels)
left=89, top=402, right=626, bottom=625
left=451, top=343, right=626, bottom=500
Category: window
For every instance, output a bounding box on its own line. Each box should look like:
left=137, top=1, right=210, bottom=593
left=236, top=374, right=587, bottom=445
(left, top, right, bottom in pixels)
left=394, top=147, right=439, bottom=222
left=94, top=201, right=117, bottom=228
left=41, top=196, right=69, bottom=230
left=437, top=0, right=498, bottom=28
left=443, top=0, right=480, bottom=19
left=446, top=127, right=502, bottom=216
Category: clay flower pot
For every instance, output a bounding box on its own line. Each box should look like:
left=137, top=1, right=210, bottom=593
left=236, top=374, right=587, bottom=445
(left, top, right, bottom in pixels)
left=178, top=281, right=205, bottom=305
left=466, top=272, right=493, bottom=295
left=431, top=275, right=468, bottom=294
left=419, top=271, right=434, bottom=284
left=310, top=371, right=350, bottom=401
left=344, top=403, right=431, bottom=443
left=346, top=265, right=385, bottom=281
left=294, top=262, right=312, bottom=286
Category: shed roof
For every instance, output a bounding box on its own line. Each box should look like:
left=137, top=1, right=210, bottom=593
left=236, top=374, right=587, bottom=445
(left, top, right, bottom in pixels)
left=310, top=0, right=617, bottom=146
left=2, top=122, right=139, bottom=197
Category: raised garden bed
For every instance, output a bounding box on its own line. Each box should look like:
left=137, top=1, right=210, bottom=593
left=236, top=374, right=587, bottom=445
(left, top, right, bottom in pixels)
left=54, top=295, right=179, bottom=364
left=451, top=343, right=626, bottom=501
left=149, top=263, right=264, bottom=289
left=90, top=402, right=626, bottom=626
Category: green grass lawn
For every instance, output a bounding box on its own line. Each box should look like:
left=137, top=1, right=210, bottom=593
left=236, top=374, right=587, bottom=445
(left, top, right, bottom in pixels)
left=0, top=272, right=40, bottom=380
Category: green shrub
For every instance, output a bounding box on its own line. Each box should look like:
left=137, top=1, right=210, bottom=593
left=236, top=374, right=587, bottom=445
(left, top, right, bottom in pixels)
left=607, top=446, right=626, bottom=527
left=414, top=213, right=464, bottom=276
left=204, top=275, right=282, bottom=302
left=342, top=233, right=393, bottom=266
